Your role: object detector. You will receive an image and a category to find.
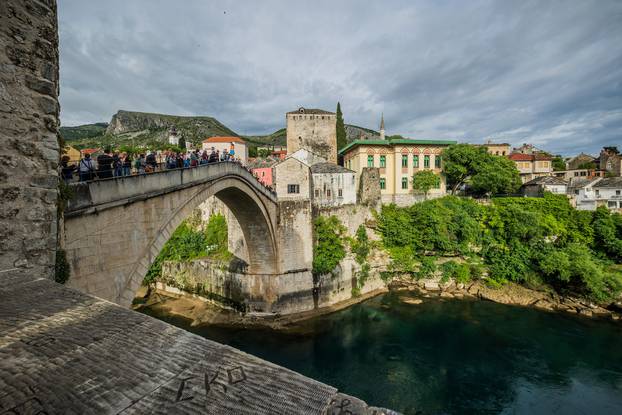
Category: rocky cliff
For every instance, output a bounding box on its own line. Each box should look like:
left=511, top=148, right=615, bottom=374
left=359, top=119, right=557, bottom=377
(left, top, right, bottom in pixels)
left=106, top=110, right=237, bottom=137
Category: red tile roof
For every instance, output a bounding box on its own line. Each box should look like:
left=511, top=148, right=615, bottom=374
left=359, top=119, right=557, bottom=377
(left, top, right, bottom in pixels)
left=80, top=148, right=101, bottom=155
left=202, top=136, right=245, bottom=144
left=509, top=153, right=533, bottom=161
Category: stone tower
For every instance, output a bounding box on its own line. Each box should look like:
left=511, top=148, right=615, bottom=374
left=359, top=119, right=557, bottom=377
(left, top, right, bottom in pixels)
left=286, top=107, right=337, bottom=163
left=379, top=113, right=385, bottom=140
left=168, top=125, right=180, bottom=146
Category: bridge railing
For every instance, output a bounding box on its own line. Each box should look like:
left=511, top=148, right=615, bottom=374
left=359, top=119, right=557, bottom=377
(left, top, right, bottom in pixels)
left=66, top=161, right=276, bottom=214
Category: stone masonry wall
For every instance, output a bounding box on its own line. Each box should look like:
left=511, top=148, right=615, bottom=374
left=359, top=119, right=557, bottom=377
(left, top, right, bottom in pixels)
left=0, top=0, right=60, bottom=278
left=286, top=113, right=337, bottom=163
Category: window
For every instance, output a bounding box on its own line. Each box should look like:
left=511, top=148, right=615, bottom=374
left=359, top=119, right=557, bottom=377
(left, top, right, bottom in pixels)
left=616, top=190, right=621, bottom=196
left=367, top=155, right=374, bottom=167
left=413, top=155, right=419, bottom=168
left=595, top=189, right=600, bottom=197
left=574, top=172, right=579, bottom=177
left=287, top=184, right=299, bottom=194
left=402, top=154, right=408, bottom=167
left=314, top=189, right=319, bottom=197
left=261, top=171, right=265, bottom=177
left=401, top=177, right=408, bottom=189
left=327, top=189, right=331, bottom=197
left=380, top=155, right=386, bottom=168
left=435, top=155, right=442, bottom=168
left=608, top=201, right=617, bottom=208
left=338, top=189, right=343, bottom=197
left=380, top=178, right=386, bottom=190
left=424, top=155, right=430, bottom=168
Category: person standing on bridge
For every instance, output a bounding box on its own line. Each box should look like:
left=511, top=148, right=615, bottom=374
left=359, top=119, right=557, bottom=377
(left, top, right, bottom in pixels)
left=112, top=152, right=122, bottom=177
left=78, top=153, right=95, bottom=181
left=96, top=148, right=114, bottom=179
left=122, top=153, right=132, bottom=176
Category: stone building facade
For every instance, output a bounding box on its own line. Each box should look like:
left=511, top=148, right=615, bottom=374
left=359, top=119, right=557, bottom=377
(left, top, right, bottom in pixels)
left=509, top=152, right=553, bottom=183
left=272, top=155, right=312, bottom=200
left=286, top=107, right=337, bottom=163
left=0, top=0, right=60, bottom=279
left=310, top=162, right=357, bottom=207
left=341, top=138, right=455, bottom=206
left=599, top=147, right=622, bottom=177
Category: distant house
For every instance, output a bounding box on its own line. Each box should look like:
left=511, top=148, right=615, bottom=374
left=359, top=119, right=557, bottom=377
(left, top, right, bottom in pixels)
left=310, top=162, right=356, bottom=207
left=478, top=140, right=510, bottom=156
left=509, top=152, right=552, bottom=183
left=552, top=169, right=605, bottom=181
left=248, top=158, right=278, bottom=186
left=80, top=148, right=102, bottom=158
left=571, top=177, right=622, bottom=211
left=598, top=147, right=622, bottom=177
left=520, top=176, right=567, bottom=197
left=566, top=152, right=596, bottom=170
left=63, top=146, right=81, bottom=163
left=201, top=136, right=248, bottom=164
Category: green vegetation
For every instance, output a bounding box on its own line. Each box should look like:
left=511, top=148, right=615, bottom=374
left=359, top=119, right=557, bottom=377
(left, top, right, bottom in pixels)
left=336, top=102, right=347, bottom=151
left=578, top=161, right=597, bottom=170
left=313, top=216, right=347, bottom=275
left=350, top=225, right=372, bottom=296
left=60, top=123, right=108, bottom=141
left=377, top=194, right=622, bottom=303
left=552, top=156, right=566, bottom=171
left=54, top=249, right=70, bottom=284
left=412, top=170, right=440, bottom=200
left=144, top=214, right=231, bottom=285
left=443, top=144, right=521, bottom=195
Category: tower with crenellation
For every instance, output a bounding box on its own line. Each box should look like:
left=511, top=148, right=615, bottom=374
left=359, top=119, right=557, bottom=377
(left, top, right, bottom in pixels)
left=286, top=107, right=337, bottom=163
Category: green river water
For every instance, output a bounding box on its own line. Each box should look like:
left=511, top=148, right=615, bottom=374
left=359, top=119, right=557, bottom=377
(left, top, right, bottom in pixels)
left=140, top=292, right=622, bottom=414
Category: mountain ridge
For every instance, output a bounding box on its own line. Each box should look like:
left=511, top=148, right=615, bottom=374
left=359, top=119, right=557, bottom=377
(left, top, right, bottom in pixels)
left=61, top=110, right=380, bottom=149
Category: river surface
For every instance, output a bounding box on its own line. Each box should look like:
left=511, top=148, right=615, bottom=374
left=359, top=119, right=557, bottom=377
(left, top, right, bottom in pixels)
left=140, top=292, right=622, bottom=414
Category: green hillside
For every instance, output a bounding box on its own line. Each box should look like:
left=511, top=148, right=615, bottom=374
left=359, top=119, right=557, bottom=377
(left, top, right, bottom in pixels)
left=60, top=123, right=108, bottom=141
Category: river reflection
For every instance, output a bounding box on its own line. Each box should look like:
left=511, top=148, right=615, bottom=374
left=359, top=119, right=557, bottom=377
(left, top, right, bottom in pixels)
left=140, top=292, right=622, bottom=414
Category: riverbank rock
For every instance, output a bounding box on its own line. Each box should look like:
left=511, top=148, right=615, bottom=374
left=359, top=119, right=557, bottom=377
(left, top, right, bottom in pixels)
left=400, top=297, right=423, bottom=305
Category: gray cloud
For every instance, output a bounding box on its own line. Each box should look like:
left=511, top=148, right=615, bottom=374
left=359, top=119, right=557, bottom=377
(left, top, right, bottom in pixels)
left=59, top=0, right=622, bottom=155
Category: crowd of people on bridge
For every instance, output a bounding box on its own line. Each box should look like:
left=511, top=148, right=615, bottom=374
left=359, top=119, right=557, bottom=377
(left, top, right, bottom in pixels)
left=61, top=146, right=245, bottom=183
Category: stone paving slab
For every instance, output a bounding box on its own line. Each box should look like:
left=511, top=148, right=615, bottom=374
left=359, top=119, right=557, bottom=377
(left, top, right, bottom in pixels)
left=0, top=276, right=399, bottom=414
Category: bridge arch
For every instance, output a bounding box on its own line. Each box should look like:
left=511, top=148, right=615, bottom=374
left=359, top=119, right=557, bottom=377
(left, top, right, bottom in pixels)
left=63, top=163, right=280, bottom=307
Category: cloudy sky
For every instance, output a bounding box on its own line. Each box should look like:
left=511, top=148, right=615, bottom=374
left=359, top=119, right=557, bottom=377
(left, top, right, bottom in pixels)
left=58, top=0, right=621, bottom=155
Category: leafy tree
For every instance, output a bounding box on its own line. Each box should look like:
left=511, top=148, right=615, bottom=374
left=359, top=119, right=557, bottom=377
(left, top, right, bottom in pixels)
left=552, top=156, right=566, bottom=171
left=179, top=136, right=186, bottom=150
left=412, top=170, right=440, bottom=200
left=442, top=144, right=489, bottom=193
left=442, top=144, right=520, bottom=195
left=469, top=155, right=521, bottom=196
left=258, top=148, right=271, bottom=158
left=313, top=216, right=347, bottom=275
left=248, top=146, right=258, bottom=158
left=336, top=102, right=347, bottom=150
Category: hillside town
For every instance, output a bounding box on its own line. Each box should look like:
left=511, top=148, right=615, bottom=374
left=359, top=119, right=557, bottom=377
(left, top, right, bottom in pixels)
left=63, top=106, right=622, bottom=212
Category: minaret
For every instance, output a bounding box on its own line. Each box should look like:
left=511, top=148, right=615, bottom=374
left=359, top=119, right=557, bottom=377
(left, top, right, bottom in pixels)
left=379, top=113, right=385, bottom=140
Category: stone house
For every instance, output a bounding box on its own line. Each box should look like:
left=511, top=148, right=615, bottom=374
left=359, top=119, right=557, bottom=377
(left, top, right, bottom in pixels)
left=340, top=138, right=456, bottom=206
left=310, top=162, right=357, bottom=207
left=552, top=168, right=605, bottom=181
left=201, top=136, right=248, bottom=164
left=571, top=177, right=622, bottom=211
left=509, top=152, right=553, bottom=183
left=520, top=176, right=567, bottom=197
left=273, top=149, right=357, bottom=207
left=286, top=107, right=337, bottom=163
left=566, top=152, right=596, bottom=170
left=272, top=152, right=313, bottom=200
left=598, top=147, right=622, bottom=177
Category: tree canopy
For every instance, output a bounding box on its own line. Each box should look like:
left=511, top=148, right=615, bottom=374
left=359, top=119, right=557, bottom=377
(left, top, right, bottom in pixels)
left=442, top=144, right=521, bottom=195
left=412, top=170, right=440, bottom=199
left=336, top=102, right=347, bottom=151
left=552, top=156, right=566, bottom=171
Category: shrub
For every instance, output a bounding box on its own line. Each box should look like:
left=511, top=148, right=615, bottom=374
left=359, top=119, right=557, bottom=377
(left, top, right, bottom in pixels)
left=313, top=216, right=347, bottom=275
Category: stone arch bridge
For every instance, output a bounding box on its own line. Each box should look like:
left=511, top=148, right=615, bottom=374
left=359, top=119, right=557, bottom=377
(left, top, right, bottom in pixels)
left=63, top=162, right=313, bottom=309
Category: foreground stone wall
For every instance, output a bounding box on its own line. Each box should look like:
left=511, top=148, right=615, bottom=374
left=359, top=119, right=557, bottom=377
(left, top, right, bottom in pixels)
left=0, top=0, right=60, bottom=278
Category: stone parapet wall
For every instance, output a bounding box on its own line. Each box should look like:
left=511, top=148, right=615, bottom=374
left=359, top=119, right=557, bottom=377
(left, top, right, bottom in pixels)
left=0, top=0, right=60, bottom=278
